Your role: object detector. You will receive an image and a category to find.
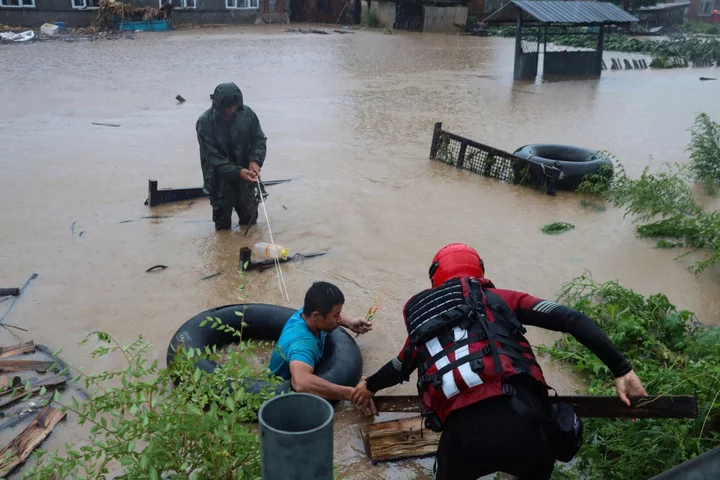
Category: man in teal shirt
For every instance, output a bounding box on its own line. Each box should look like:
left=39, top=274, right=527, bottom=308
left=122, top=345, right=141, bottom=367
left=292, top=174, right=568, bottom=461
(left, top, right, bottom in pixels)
left=269, top=281, right=373, bottom=406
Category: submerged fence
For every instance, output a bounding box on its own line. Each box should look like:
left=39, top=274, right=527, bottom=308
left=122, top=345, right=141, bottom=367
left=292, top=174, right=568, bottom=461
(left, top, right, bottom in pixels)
left=428, top=122, right=561, bottom=196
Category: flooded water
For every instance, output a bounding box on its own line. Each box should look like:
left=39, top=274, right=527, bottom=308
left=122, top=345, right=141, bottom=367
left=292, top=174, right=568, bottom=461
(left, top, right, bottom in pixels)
left=2, top=25, right=720, bottom=479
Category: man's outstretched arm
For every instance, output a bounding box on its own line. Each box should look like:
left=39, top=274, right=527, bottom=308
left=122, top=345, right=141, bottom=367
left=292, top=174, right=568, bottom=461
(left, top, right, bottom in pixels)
left=289, top=361, right=353, bottom=401
left=351, top=336, right=417, bottom=412
left=492, top=288, right=648, bottom=405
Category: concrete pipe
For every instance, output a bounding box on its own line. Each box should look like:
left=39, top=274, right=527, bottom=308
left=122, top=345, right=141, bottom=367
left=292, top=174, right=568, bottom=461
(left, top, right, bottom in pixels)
left=259, top=393, right=334, bottom=480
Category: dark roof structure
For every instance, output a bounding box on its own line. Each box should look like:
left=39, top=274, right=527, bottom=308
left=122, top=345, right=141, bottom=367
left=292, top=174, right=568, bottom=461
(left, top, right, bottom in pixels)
left=485, top=0, right=640, bottom=25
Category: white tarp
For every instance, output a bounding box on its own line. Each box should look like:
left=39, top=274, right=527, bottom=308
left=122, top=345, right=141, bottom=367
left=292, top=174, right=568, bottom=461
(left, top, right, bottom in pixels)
left=0, top=31, right=35, bottom=42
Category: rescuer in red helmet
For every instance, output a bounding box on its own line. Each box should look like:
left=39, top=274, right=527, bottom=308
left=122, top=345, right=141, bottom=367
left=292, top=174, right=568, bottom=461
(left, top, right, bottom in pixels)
left=351, top=243, right=646, bottom=480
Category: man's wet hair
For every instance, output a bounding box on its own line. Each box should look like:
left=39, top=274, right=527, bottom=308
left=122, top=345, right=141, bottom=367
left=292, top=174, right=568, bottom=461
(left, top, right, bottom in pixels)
left=304, top=281, right=344, bottom=316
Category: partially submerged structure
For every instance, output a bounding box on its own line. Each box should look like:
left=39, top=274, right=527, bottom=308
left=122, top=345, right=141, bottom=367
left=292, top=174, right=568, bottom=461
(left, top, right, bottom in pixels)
left=484, top=1, right=639, bottom=80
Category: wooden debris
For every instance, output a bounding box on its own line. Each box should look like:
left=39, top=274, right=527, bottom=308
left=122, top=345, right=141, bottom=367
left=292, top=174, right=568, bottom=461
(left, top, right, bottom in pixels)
left=0, top=406, right=67, bottom=477
left=176, top=94, right=186, bottom=103
left=373, top=394, right=698, bottom=419
left=92, top=122, right=121, bottom=127
left=0, top=376, right=22, bottom=393
left=360, top=416, right=440, bottom=464
left=0, top=375, right=66, bottom=408
left=0, top=341, right=35, bottom=359
left=0, top=360, right=53, bottom=373
left=0, top=288, right=20, bottom=297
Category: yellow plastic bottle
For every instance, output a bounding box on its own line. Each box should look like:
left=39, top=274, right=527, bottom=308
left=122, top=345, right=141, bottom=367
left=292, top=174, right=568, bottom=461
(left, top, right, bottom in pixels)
left=253, top=242, right=289, bottom=261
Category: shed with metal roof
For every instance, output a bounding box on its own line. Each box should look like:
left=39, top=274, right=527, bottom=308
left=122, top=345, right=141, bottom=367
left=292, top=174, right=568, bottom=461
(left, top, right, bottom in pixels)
left=485, top=1, right=639, bottom=80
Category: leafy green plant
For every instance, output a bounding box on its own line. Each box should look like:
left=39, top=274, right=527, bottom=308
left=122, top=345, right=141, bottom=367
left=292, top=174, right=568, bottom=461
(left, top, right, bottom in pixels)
left=20, top=267, right=284, bottom=480
left=541, top=222, right=575, bottom=235
left=20, top=325, right=282, bottom=480
left=576, top=123, right=720, bottom=274
left=686, top=113, right=720, bottom=195
left=539, top=273, right=720, bottom=480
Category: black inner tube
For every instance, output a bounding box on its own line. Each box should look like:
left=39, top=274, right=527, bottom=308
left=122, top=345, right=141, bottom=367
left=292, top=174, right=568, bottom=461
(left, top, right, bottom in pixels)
left=166, top=303, right=363, bottom=406
left=517, top=144, right=599, bottom=163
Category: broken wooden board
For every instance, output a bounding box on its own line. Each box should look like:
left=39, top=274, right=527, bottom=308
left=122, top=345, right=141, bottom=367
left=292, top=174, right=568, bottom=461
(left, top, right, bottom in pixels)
left=0, top=375, right=67, bottom=408
left=372, top=394, right=698, bottom=419
left=360, top=416, right=441, bottom=464
left=0, top=360, right=53, bottom=373
left=0, top=341, right=35, bottom=359
left=0, top=406, right=67, bottom=477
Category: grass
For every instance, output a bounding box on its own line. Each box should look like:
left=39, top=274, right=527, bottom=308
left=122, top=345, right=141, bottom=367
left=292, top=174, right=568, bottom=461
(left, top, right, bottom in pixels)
left=541, top=222, right=575, bottom=235
left=539, top=273, right=720, bottom=480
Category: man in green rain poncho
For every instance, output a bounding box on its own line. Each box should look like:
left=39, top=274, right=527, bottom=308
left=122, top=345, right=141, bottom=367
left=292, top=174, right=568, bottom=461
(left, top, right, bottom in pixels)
left=196, top=82, right=268, bottom=230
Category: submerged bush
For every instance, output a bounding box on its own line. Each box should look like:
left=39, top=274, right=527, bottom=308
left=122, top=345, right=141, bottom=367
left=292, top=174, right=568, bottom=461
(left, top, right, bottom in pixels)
left=576, top=114, right=720, bottom=274
left=542, top=274, right=720, bottom=480
left=21, top=313, right=283, bottom=479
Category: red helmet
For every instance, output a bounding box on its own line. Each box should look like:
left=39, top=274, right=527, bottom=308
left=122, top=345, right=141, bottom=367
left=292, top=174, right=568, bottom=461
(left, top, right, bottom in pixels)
left=428, top=243, right=485, bottom=287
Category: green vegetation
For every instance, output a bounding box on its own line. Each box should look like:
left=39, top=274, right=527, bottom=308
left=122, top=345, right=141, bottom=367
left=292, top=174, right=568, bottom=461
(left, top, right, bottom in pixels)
left=18, top=266, right=285, bottom=480
left=687, top=113, right=720, bottom=195
left=576, top=113, right=720, bottom=274
left=19, top=324, right=281, bottom=480
left=488, top=26, right=720, bottom=64
left=541, top=222, right=576, bottom=235
left=541, top=274, right=720, bottom=480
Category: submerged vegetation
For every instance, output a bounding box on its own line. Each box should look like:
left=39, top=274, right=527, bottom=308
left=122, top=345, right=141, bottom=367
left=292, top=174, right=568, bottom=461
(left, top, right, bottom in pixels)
left=541, top=222, right=576, bottom=235
left=542, top=274, right=720, bottom=480
left=577, top=113, right=720, bottom=274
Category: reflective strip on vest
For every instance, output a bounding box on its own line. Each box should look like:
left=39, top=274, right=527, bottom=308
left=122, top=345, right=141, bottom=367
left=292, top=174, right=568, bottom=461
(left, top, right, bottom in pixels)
left=425, top=337, right=460, bottom=398
left=425, top=327, right=484, bottom=399
left=452, top=327, right=483, bottom=389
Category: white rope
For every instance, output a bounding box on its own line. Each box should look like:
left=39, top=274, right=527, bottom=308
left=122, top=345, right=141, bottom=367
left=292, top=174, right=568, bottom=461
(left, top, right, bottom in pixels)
left=256, top=178, right=290, bottom=302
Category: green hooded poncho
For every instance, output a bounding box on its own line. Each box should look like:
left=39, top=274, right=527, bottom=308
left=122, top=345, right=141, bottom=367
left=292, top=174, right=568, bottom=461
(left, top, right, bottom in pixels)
left=196, top=82, right=267, bottom=210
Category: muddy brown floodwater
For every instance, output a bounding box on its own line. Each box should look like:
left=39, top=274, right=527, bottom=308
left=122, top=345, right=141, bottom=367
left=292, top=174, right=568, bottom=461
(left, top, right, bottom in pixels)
left=2, top=24, right=720, bottom=479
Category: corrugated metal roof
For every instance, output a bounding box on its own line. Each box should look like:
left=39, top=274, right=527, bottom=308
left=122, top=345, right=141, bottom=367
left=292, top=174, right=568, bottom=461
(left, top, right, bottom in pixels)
left=485, top=1, right=639, bottom=24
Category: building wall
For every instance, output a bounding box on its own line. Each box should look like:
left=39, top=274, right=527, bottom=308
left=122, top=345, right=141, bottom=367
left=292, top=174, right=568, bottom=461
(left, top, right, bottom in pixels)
left=370, top=0, right=394, bottom=27
left=684, top=0, right=719, bottom=21
left=0, top=0, right=264, bottom=27
left=422, top=5, right=466, bottom=33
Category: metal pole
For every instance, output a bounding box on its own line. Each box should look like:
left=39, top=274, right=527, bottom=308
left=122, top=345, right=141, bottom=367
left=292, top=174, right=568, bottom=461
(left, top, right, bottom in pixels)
left=596, top=24, right=605, bottom=77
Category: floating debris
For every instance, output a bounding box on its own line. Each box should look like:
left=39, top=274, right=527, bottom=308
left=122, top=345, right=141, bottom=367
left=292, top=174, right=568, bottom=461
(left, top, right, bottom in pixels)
left=176, top=94, right=186, bottom=103
left=92, top=122, right=121, bottom=127
left=201, top=272, right=221, bottom=281
left=145, top=265, right=168, bottom=273
left=580, top=200, right=606, bottom=212
left=541, top=222, right=575, bottom=235
left=285, top=28, right=330, bottom=35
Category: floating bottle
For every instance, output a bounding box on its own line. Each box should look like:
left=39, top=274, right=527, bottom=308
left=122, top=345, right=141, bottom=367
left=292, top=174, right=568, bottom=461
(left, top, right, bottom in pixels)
left=253, top=242, right=289, bottom=261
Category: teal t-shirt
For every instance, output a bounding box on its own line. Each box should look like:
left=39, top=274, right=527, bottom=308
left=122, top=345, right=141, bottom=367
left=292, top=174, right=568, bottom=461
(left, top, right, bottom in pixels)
left=269, top=308, right=326, bottom=380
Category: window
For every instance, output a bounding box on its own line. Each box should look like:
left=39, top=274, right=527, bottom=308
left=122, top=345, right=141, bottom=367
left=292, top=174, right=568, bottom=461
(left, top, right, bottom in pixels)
left=0, top=0, right=35, bottom=8
left=72, top=0, right=101, bottom=9
left=698, top=0, right=715, bottom=16
left=226, top=0, right=258, bottom=9
left=159, top=0, right=196, bottom=8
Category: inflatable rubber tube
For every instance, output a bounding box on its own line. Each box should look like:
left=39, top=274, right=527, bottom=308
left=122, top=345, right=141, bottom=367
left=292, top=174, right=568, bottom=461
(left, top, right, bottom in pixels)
left=513, top=144, right=613, bottom=191
left=166, top=303, right=364, bottom=405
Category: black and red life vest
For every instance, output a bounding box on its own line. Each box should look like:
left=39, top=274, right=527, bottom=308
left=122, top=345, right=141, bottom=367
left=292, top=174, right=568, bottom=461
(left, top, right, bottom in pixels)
left=403, top=276, right=548, bottom=430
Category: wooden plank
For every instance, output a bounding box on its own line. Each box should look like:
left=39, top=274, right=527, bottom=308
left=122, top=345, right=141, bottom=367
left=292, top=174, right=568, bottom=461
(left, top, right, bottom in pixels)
left=373, top=394, right=698, bottom=419
left=0, top=341, right=35, bottom=359
left=0, top=375, right=66, bottom=408
left=360, top=416, right=441, bottom=464
left=0, top=406, right=67, bottom=477
left=0, top=288, right=20, bottom=297
left=0, top=360, right=53, bottom=373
